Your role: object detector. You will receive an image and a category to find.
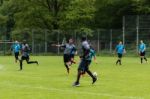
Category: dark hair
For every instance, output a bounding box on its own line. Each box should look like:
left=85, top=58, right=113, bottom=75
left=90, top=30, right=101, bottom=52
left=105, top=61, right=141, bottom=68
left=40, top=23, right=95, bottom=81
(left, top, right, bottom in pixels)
left=81, top=36, right=86, bottom=41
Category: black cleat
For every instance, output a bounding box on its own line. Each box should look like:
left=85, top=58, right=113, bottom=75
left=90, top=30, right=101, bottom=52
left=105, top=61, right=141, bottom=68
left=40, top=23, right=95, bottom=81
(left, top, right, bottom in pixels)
left=36, top=61, right=39, bottom=65
left=72, top=82, right=80, bottom=87
left=92, top=76, right=97, bottom=84
left=18, top=69, right=22, bottom=71
left=67, top=68, right=70, bottom=74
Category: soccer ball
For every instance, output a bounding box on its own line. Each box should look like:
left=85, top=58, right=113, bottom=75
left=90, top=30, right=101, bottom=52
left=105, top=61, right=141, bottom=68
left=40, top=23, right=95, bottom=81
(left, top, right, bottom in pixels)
left=93, top=72, right=97, bottom=77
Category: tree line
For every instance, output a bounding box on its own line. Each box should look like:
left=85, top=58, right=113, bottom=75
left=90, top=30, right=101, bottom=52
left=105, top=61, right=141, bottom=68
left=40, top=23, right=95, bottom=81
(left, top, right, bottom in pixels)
left=0, top=0, right=150, bottom=40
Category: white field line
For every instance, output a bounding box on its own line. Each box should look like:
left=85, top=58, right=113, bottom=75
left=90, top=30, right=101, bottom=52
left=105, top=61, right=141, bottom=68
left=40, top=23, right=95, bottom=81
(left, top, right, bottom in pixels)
left=0, top=64, right=4, bottom=70
left=7, top=83, right=143, bottom=99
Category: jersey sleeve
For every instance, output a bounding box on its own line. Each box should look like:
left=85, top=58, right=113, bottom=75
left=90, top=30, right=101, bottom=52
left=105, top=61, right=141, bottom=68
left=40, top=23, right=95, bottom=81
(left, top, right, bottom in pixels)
left=82, top=42, right=90, bottom=59
left=82, top=42, right=90, bottom=50
left=60, top=44, right=66, bottom=48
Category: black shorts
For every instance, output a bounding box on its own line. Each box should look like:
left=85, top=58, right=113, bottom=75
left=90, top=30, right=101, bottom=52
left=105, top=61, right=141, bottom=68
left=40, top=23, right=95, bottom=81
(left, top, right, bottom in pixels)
left=78, top=60, right=91, bottom=72
left=63, top=54, right=71, bottom=63
left=118, top=53, right=123, bottom=58
left=21, top=55, right=29, bottom=61
left=70, top=54, right=75, bottom=58
left=14, top=52, right=19, bottom=59
left=140, top=51, right=145, bottom=56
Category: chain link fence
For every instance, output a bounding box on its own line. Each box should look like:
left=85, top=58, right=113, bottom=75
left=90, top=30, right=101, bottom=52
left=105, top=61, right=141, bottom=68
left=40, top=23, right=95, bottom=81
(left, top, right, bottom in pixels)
left=0, top=15, right=150, bottom=56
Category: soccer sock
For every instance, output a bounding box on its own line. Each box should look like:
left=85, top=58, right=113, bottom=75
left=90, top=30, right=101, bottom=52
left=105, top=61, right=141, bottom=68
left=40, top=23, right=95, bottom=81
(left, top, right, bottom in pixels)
left=27, top=61, right=37, bottom=64
left=116, top=60, right=119, bottom=65
left=119, top=60, right=122, bottom=65
left=65, top=64, right=69, bottom=69
left=144, top=57, right=147, bottom=61
left=76, top=72, right=81, bottom=83
left=86, top=70, right=95, bottom=79
left=141, top=58, right=143, bottom=64
left=65, top=64, right=70, bottom=73
left=19, top=60, right=23, bottom=70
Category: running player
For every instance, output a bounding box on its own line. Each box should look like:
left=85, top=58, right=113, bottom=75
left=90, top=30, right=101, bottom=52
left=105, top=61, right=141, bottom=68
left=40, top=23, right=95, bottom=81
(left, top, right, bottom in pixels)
left=52, top=38, right=76, bottom=74
left=19, top=40, right=38, bottom=70
left=115, top=41, right=126, bottom=65
left=73, top=36, right=97, bottom=86
left=139, top=40, right=148, bottom=64
left=12, top=41, right=21, bottom=63
left=81, top=47, right=98, bottom=76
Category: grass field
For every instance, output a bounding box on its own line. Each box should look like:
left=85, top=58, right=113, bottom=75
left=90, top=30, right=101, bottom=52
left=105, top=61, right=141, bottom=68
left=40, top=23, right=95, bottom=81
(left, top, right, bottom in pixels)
left=0, top=56, right=150, bottom=99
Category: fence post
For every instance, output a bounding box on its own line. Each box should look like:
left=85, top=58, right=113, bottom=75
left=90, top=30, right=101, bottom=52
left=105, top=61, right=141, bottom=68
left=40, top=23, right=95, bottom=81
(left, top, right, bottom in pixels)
left=122, top=16, right=125, bottom=45
left=32, top=29, right=35, bottom=54
left=110, top=29, right=112, bottom=53
left=97, top=29, right=100, bottom=54
left=45, top=29, right=48, bottom=53
left=57, top=30, right=60, bottom=55
left=136, top=15, right=139, bottom=52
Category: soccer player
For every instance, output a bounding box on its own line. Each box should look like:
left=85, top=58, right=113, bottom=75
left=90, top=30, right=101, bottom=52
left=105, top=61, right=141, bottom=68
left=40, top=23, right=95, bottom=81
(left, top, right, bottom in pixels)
left=12, top=41, right=21, bottom=63
left=19, top=40, right=38, bottom=70
left=115, top=41, right=126, bottom=65
left=73, top=36, right=97, bottom=86
left=52, top=38, right=77, bottom=74
left=81, top=47, right=98, bottom=76
left=139, top=40, right=148, bottom=64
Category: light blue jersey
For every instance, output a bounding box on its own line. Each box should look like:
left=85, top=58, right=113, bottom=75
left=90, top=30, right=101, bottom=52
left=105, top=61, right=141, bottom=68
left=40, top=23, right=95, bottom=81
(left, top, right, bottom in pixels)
left=12, top=43, right=21, bottom=53
left=139, top=43, right=146, bottom=52
left=116, top=44, right=125, bottom=54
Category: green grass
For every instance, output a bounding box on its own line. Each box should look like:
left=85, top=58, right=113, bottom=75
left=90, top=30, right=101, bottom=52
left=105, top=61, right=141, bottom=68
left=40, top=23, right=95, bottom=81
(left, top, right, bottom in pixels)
left=0, top=56, right=150, bottom=99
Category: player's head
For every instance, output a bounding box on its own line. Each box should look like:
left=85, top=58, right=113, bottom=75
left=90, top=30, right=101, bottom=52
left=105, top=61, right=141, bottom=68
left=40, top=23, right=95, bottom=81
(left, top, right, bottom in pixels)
left=23, top=40, right=27, bottom=44
left=81, top=36, right=87, bottom=41
left=68, top=38, right=73, bottom=44
left=140, top=40, right=143, bottom=44
left=119, top=41, right=122, bottom=45
left=15, top=40, right=19, bottom=44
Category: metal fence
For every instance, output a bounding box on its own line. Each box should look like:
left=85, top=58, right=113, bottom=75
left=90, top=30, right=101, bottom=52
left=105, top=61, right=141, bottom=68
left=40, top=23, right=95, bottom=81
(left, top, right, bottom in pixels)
left=0, top=15, right=150, bottom=56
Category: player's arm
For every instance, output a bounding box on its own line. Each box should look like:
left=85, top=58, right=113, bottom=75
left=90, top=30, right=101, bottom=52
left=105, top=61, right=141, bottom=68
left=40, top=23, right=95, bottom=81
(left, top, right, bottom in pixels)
left=114, top=46, right=117, bottom=54
left=93, top=51, right=98, bottom=64
left=138, top=45, right=141, bottom=55
left=26, top=44, right=31, bottom=52
left=93, top=55, right=98, bottom=64
left=143, top=44, right=146, bottom=52
left=123, top=48, right=126, bottom=54
left=51, top=44, right=65, bottom=48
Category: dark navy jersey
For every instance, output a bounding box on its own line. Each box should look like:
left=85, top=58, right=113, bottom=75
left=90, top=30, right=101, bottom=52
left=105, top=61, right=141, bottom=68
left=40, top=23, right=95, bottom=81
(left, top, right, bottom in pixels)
left=81, top=41, right=90, bottom=59
left=21, top=44, right=30, bottom=57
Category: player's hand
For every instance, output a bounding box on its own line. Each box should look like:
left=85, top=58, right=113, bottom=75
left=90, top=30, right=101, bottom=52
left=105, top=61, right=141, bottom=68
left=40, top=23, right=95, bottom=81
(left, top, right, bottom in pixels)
left=138, top=52, right=140, bottom=55
left=75, top=51, right=78, bottom=55
left=95, top=61, right=98, bottom=64
left=124, top=50, right=126, bottom=54
left=51, top=44, right=55, bottom=46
